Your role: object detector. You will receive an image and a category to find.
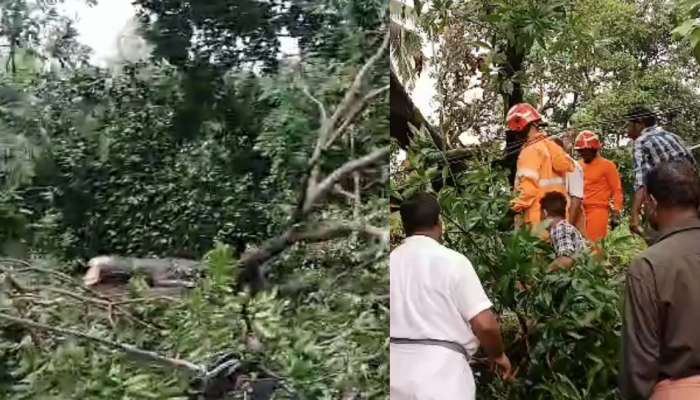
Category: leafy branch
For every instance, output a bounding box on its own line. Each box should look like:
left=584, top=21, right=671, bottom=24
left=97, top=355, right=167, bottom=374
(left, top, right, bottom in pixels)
left=0, top=311, right=205, bottom=374
left=238, top=29, right=390, bottom=291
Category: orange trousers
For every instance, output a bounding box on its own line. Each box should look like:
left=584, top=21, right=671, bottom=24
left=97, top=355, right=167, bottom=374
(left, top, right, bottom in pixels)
left=584, top=206, right=609, bottom=242
left=652, top=375, right=700, bottom=400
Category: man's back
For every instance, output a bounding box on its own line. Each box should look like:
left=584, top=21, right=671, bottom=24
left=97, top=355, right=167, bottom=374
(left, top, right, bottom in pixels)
left=390, top=235, right=492, bottom=400
left=622, top=219, right=700, bottom=398
left=633, top=126, right=697, bottom=191
left=390, top=235, right=489, bottom=352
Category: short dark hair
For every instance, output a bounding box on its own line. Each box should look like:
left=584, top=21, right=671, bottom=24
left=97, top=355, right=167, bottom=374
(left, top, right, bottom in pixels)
left=645, top=160, right=700, bottom=209
left=552, top=137, right=564, bottom=148
left=626, top=106, right=657, bottom=127
left=400, top=192, right=441, bottom=235
left=540, top=191, right=567, bottom=218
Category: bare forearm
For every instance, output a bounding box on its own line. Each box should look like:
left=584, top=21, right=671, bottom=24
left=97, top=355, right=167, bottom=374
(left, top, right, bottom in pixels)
left=549, top=256, right=574, bottom=272
left=470, top=310, right=505, bottom=359
left=478, top=328, right=505, bottom=359
left=631, top=188, right=645, bottom=225
left=568, top=197, right=582, bottom=225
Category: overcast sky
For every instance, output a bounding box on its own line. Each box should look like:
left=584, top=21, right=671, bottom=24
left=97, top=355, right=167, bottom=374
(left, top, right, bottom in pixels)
left=60, top=0, right=299, bottom=66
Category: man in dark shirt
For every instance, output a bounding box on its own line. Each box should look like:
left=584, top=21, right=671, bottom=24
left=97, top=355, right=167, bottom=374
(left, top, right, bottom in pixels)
left=620, top=160, right=700, bottom=400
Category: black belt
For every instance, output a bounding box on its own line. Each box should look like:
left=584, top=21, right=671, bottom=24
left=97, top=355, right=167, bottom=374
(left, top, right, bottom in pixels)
left=390, top=337, right=470, bottom=361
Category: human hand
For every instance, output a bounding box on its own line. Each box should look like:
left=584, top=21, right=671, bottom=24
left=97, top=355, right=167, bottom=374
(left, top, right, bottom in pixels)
left=630, top=222, right=644, bottom=237
left=610, top=210, right=621, bottom=230
left=491, top=353, right=516, bottom=382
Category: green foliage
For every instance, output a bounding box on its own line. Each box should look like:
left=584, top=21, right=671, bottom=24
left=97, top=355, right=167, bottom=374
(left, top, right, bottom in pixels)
left=2, top=65, right=273, bottom=259
left=1, top=244, right=387, bottom=398
left=673, top=0, right=700, bottom=62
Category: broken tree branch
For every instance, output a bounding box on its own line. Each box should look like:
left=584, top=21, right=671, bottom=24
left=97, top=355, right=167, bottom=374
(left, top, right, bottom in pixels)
left=306, top=28, right=389, bottom=170
left=293, top=29, right=388, bottom=222
left=2, top=268, right=163, bottom=332
left=327, top=30, right=390, bottom=132
left=302, top=146, right=388, bottom=215
left=323, top=84, right=389, bottom=151
left=0, top=311, right=205, bottom=375
left=239, top=221, right=388, bottom=274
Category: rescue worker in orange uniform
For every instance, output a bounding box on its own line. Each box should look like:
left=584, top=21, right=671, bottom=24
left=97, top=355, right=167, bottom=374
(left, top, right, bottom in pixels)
left=506, top=103, right=574, bottom=231
left=574, top=130, right=624, bottom=242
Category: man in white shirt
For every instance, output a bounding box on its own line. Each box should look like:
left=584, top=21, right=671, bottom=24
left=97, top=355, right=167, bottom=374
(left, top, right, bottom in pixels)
left=553, top=137, right=586, bottom=236
left=390, top=192, right=514, bottom=400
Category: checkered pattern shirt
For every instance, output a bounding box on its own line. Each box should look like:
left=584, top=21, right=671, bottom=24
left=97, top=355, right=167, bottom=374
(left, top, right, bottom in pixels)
left=549, top=219, right=585, bottom=258
left=633, top=126, right=697, bottom=191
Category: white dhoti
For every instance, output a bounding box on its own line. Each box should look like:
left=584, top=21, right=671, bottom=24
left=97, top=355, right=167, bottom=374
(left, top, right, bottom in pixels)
left=390, top=344, right=475, bottom=400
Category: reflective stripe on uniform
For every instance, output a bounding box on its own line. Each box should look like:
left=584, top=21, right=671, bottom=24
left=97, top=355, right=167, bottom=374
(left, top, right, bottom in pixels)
left=516, top=168, right=540, bottom=181
left=539, top=177, right=565, bottom=188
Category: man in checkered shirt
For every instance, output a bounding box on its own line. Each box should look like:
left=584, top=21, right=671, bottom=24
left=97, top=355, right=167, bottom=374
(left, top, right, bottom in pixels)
left=540, top=191, right=586, bottom=272
left=625, top=106, right=697, bottom=243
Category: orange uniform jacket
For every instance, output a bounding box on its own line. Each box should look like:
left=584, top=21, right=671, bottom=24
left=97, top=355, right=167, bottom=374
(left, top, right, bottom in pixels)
left=579, top=157, right=624, bottom=242
left=511, top=131, right=575, bottom=226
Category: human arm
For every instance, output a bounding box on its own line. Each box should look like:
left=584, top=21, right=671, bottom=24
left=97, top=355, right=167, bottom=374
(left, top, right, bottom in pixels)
left=470, top=309, right=513, bottom=380
left=452, top=259, right=513, bottom=380
left=548, top=256, right=575, bottom=272
left=548, top=222, right=581, bottom=271
left=607, top=162, right=624, bottom=212
left=545, top=139, right=575, bottom=174
left=630, top=187, right=645, bottom=237
left=620, top=258, right=660, bottom=400
left=511, top=147, right=542, bottom=213
left=630, top=142, right=646, bottom=236
left=567, top=196, right=582, bottom=226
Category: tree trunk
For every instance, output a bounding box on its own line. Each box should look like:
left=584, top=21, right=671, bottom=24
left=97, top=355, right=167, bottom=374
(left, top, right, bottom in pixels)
left=500, top=47, right=525, bottom=188
left=83, top=256, right=202, bottom=289
left=390, top=66, right=443, bottom=150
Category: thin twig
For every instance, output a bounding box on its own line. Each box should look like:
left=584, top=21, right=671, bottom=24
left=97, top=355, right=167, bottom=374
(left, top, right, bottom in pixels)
left=112, top=296, right=179, bottom=306
left=0, top=312, right=205, bottom=375
left=300, top=84, right=328, bottom=123
left=333, top=184, right=358, bottom=202
left=351, top=132, right=361, bottom=221
left=38, top=286, right=110, bottom=305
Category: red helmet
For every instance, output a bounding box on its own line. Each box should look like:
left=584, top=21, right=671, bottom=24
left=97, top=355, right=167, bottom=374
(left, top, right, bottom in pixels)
left=506, top=103, right=542, bottom=133
left=574, top=130, right=602, bottom=150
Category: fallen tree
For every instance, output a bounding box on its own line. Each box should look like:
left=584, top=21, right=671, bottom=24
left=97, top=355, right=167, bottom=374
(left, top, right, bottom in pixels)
left=83, top=256, right=202, bottom=291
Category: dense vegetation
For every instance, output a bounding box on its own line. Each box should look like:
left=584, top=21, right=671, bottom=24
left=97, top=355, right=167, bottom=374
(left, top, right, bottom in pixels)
left=0, top=1, right=389, bottom=399
left=391, top=0, right=700, bottom=398
left=392, top=132, right=644, bottom=399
